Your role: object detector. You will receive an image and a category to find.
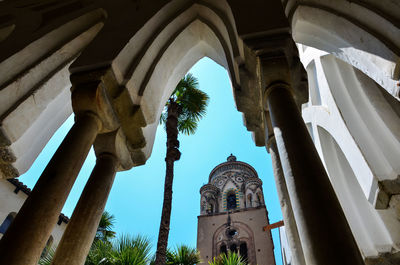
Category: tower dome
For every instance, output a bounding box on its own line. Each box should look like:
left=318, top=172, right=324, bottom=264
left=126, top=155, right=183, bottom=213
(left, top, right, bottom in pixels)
left=200, top=156, right=263, bottom=215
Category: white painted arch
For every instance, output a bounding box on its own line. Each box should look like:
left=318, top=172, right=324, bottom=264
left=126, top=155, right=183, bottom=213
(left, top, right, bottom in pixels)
left=317, top=125, right=393, bottom=258
left=291, top=5, right=400, bottom=98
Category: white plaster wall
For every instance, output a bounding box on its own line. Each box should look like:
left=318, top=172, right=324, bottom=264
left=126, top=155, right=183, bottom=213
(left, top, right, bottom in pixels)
left=0, top=181, right=25, bottom=232
left=0, top=180, right=67, bottom=248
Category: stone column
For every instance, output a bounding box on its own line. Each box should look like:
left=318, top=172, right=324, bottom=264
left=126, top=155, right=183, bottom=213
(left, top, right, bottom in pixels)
left=267, top=137, right=306, bottom=265
left=266, top=83, right=364, bottom=265
left=51, top=152, right=118, bottom=265
left=0, top=112, right=101, bottom=265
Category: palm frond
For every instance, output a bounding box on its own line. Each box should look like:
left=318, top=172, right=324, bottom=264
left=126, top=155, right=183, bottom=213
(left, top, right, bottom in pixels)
left=177, top=116, right=198, bottom=135
left=99, top=211, right=115, bottom=230
left=85, top=240, right=113, bottom=265
left=38, top=247, right=56, bottom=265
left=110, top=234, right=152, bottom=265
left=167, top=245, right=201, bottom=265
left=175, top=73, right=199, bottom=95
left=160, top=73, right=209, bottom=135
left=160, top=111, right=168, bottom=126
left=86, top=234, right=151, bottom=265
left=208, top=251, right=246, bottom=265
left=95, top=211, right=116, bottom=243
left=178, top=86, right=209, bottom=121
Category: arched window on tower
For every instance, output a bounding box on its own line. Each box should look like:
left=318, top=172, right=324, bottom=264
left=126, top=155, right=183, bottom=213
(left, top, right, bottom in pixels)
left=207, top=203, right=214, bottom=214
left=240, top=242, right=248, bottom=262
left=0, top=212, right=17, bottom=235
left=230, top=244, right=237, bottom=253
left=220, top=244, right=227, bottom=256
left=247, top=193, right=252, bottom=207
left=227, top=192, right=237, bottom=210
left=256, top=192, right=263, bottom=206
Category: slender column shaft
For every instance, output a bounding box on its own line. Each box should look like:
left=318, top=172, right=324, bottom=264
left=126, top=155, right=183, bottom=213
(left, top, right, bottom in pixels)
left=266, top=83, right=364, bottom=265
left=268, top=138, right=305, bottom=265
left=0, top=112, right=101, bottom=265
left=51, top=153, right=118, bottom=265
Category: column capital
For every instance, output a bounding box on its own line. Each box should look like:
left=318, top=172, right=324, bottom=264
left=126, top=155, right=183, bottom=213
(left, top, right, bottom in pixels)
left=94, top=129, right=145, bottom=171
left=247, top=33, right=308, bottom=109
left=264, top=82, right=292, bottom=102
left=75, top=111, right=102, bottom=132
left=96, top=152, right=118, bottom=161
left=72, top=82, right=118, bottom=134
left=71, top=67, right=148, bottom=169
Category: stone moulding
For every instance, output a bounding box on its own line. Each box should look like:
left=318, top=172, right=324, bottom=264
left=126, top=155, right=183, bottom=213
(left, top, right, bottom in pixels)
left=209, top=161, right=258, bottom=182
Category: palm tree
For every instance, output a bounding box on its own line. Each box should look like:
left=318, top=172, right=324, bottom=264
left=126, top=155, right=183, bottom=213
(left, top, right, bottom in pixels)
left=85, top=234, right=152, bottom=265
left=166, top=245, right=201, bottom=265
left=154, top=74, right=209, bottom=265
left=208, top=252, right=246, bottom=265
left=95, top=211, right=116, bottom=243
left=85, top=240, right=113, bottom=265
left=38, top=248, right=55, bottom=265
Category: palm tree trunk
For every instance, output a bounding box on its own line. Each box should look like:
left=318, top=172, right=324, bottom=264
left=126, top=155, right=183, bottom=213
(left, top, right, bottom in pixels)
left=155, top=101, right=181, bottom=265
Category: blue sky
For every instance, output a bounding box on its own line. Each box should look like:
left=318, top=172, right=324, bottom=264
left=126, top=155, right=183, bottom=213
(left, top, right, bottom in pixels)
left=20, top=57, right=283, bottom=264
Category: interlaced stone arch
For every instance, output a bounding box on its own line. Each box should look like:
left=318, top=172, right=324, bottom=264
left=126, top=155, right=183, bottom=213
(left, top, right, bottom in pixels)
left=317, top=126, right=394, bottom=257
left=286, top=0, right=400, bottom=98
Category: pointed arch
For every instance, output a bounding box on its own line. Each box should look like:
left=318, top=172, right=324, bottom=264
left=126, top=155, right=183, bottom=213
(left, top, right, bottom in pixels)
left=319, top=55, right=400, bottom=182
left=317, top=126, right=394, bottom=257
left=291, top=3, right=400, bottom=98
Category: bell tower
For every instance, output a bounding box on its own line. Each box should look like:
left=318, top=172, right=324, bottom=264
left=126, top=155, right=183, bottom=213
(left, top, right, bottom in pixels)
left=197, top=155, right=276, bottom=265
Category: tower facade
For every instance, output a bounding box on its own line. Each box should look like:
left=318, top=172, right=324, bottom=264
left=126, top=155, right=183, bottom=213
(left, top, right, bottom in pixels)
left=197, top=155, right=275, bottom=265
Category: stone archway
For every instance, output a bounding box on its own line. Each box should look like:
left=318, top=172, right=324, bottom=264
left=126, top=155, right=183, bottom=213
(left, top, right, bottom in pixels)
left=287, top=1, right=400, bottom=98
left=317, top=126, right=394, bottom=258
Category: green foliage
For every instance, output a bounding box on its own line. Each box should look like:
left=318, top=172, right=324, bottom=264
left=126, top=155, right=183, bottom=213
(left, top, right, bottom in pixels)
left=85, top=235, right=152, bottom=265
left=38, top=247, right=55, bottom=265
left=85, top=240, right=114, bottom=265
left=166, top=245, right=201, bottom=265
left=208, top=252, right=246, bottom=265
left=160, top=73, right=210, bottom=135
left=95, top=211, right=117, bottom=243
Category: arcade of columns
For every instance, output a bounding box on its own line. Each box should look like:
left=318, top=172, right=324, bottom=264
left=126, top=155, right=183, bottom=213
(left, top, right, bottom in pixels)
left=0, top=0, right=398, bottom=265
